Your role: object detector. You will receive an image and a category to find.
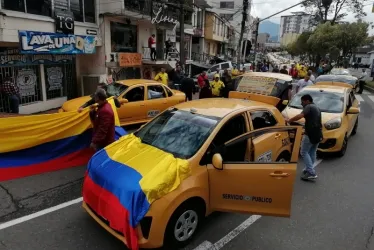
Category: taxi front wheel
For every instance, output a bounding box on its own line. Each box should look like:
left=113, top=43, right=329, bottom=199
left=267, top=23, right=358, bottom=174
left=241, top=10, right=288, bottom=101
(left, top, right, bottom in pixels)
left=164, top=201, right=204, bottom=248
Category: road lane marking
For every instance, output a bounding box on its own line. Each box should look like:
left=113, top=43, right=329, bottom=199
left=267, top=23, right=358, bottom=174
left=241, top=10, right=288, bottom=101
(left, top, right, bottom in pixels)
left=355, top=94, right=364, bottom=102
left=363, top=90, right=370, bottom=95
left=368, top=95, right=374, bottom=103
left=193, top=159, right=323, bottom=250
left=0, top=197, right=83, bottom=230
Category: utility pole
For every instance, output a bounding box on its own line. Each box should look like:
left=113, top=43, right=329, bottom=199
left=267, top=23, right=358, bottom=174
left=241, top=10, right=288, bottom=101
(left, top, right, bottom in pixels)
left=237, top=0, right=249, bottom=65
left=179, top=0, right=185, bottom=69
left=252, top=20, right=260, bottom=71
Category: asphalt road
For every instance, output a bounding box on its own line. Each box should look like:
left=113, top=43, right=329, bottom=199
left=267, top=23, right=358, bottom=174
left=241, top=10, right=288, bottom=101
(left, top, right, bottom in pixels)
left=1, top=91, right=374, bottom=250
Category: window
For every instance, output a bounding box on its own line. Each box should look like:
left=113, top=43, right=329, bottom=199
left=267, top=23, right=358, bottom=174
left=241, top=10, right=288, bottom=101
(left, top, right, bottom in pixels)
left=220, top=13, right=234, bottom=21
left=290, top=90, right=344, bottom=113
left=2, top=0, right=95, bottom=22
left=148, top=85, right=166, bottom=99
left=164, top=86, right=173, bottom=97
left=220, top=1, right=234, bottom=9
left=124, top=86, right=144, bottom=102
left=209, top=65, right=219, bottom=73
left=107, top=82, right=128, bottom=97
left=111, top=22, right=137, bottom=53
left=221, top=63, right=230, bottom=70
left=201, top=114, right=248, bottom=164
left=45, top=65, right=67, bottom=100
left=250, top=111, right=277, bottom=130
left=135, top=109, right=219, bottom=159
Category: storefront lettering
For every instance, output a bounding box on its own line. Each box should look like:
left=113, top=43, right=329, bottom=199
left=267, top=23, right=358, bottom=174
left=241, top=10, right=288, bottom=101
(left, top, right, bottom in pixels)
left=0, top=55, right=27, bottom=65
left=151, top=7, right=179, bottom=31
left=21, top=35, right=76, bottom=51
left=17, top=69, right=37, bottom=97
left=47, top=67, right=64, bottom=91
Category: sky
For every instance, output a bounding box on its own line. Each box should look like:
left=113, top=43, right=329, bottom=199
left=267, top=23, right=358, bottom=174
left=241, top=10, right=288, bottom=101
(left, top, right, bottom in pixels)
left=250, top=0, right=374, bottom=35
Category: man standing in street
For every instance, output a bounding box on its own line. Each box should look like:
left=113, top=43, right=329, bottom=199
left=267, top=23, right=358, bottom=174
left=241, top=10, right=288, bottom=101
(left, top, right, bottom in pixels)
left=221, top=69, right=233, bottom=98
left=148, top=34, right=156, bottom=61
left=154, top=67, right=168, bottom=86
left=165, top=38, right=172, bottom=59
left=90, top=89, right=115, bottom=152
left=280, top=65, right=288, bottom=75
left=289, top=64, right=298, bottom=79
left=357, top=68, right=368, bottom=94
left=180, top=76, right=195, bottom=101
left=286, top=94, right=322, bottom=180
left=308, top=70, right=316, bottom=83
left=210, top=74, right=225, bottom=97
left=173, top=65, right=184, bottom=89
left=296, top=73, right=313, bottom=93
left=197, top=71, right=208, bottom=89
left=272, top=65, right=280, bottom=73
left=0, top=77, right=20, bottom=114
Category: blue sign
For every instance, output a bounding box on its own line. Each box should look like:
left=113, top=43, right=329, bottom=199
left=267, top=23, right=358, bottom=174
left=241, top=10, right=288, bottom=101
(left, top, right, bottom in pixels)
left=19, top=31, right=97, bottom=54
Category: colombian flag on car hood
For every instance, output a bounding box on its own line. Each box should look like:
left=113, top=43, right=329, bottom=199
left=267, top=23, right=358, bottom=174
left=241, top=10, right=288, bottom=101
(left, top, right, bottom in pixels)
left=83, top=133, right=190, bottom=250
left=0, top=98, right=126, bottom=181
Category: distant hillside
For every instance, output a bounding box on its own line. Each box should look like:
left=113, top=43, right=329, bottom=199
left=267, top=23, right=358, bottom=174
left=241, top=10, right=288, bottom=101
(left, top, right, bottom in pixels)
left=259, top=20, right=280, bottom=42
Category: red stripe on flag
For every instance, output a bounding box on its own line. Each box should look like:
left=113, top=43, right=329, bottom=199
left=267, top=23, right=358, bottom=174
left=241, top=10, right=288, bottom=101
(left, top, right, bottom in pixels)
left=83, top=175, right=139, bottom=250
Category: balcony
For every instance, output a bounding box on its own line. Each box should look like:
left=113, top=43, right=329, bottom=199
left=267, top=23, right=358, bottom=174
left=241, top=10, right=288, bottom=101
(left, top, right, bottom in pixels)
left=124, top=0, right=152, bottom=16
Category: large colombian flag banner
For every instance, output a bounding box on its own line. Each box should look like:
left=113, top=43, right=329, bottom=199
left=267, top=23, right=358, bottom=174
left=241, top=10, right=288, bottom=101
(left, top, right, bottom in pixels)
left=0, top=98, right=126, bottom=181
left=83, top=133, right=191, bottom=250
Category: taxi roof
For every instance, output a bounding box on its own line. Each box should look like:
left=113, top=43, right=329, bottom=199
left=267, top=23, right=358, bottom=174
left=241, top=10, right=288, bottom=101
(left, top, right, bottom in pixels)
left=116, top=79, right=159, bottom=86
left=303, top=84, right=348, bottom=93
left=174, top=98, right=274, bottom=118
left=242, top=72, right=293, bottom=81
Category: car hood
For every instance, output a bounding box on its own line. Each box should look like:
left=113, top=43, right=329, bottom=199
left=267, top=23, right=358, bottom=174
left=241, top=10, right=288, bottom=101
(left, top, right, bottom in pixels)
left=61, top=96, right=92, bottom=111
left=282, top=106, right=342, bottom=125
left=83, top=133, right=191, bottom=229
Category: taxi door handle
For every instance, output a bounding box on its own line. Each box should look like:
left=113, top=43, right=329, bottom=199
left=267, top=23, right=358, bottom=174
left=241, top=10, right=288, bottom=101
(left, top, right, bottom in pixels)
left=274, top=133, right=281, bottom=139
left=270, top=172, right=290, bottom=177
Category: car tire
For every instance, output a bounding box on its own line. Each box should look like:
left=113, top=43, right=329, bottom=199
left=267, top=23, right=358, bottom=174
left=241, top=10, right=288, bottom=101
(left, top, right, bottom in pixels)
left=164, top=201, right=204, bottom=248
left=351, top=118, right=358, bottom=135
left=337, top=135, right=348, bottom=157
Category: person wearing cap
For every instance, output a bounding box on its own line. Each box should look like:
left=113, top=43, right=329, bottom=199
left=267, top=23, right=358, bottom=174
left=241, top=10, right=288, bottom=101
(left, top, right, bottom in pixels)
left=210, top=74, right=225, bottom=97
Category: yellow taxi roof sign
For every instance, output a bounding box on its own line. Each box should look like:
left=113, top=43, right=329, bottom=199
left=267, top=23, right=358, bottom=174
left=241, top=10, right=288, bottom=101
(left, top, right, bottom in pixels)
left=228, top=91, right=280, bottom=106
left=315, top=81, right=353, bottom=89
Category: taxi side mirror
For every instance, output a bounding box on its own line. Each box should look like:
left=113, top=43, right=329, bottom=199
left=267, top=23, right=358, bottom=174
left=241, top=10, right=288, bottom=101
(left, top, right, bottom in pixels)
left=347, top=107, right=359, bottom=114
left=212, top=153, right=223, bottom=170
left=282, top=100, right=289, bottom=105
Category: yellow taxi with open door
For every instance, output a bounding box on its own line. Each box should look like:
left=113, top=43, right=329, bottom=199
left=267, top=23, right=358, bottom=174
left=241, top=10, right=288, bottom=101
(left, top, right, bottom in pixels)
left=82, top=91, right=303, bottom=249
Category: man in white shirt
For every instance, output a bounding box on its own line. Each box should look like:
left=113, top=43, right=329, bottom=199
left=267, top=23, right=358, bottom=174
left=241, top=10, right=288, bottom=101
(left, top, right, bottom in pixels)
left=296, top=73, right=313, bottom=93
left=357, top=68, right=368, bottom=94
left=308, top=70, right=316, bottom=83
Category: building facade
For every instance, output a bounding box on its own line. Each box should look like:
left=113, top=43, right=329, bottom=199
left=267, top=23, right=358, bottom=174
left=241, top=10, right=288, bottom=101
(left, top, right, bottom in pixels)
left=279, top=12, right=312, bottom=47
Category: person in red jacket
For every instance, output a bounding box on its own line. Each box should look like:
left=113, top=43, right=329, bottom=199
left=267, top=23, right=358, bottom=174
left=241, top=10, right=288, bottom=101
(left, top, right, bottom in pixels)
left=148, top=34, right=156, bottom=61
left=90, top=89, right=115, bottom=151
left=197, top=71, right=208, bottom=88
left=289, top=64, right=298, bottom=79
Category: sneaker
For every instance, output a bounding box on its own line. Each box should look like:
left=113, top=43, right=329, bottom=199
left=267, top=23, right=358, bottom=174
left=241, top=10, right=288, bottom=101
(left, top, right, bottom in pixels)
left=301, top=172, right=318, bottom=180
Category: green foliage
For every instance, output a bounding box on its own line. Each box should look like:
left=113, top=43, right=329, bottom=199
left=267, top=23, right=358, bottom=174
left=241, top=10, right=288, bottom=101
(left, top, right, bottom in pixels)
left=302, top=0, right=368, bottom=25
left=287, top=21, right=369, bottom=62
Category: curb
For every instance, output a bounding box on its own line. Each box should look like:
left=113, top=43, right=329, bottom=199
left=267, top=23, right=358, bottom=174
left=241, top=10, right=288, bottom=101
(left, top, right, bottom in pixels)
left=364, top=85, right=374, bottom=93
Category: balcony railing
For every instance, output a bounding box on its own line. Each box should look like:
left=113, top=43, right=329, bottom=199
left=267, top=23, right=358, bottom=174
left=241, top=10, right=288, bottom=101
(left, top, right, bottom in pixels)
left=142, top=47, right=180, bottom=61
left=124, top=0, right=152, bottom=16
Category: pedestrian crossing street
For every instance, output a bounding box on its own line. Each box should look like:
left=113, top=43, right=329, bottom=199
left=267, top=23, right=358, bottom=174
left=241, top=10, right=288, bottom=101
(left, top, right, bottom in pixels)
left=355, top=90, right=374, bottom=104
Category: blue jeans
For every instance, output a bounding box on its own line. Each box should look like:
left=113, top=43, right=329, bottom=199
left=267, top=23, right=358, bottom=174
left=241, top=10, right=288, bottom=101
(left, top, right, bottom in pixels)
left=300, top=135, right=319, bottom=175
left=9, top=95, right=19, bottom=113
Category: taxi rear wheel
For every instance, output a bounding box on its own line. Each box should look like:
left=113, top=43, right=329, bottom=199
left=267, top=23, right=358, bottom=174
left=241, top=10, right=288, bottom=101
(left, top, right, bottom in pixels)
left=164, top=200, right=204, bottom=248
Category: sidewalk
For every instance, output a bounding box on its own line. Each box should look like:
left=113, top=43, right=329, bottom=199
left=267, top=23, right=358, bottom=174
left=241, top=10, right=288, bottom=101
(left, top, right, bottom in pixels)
left=0, top=108, right=59, bottom=118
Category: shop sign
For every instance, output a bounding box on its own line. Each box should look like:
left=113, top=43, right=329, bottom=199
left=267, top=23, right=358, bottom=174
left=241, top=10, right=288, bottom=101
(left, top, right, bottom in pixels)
left=19, top=31, right=97, bottom=54
left=46, top=67, right=64, bottom=91
left=151, top=6, right=179, bottom=31
left=55, top=10, right=74, bottom=34
left=0, top=48, right=74, bottom=66
left=166, top=30, right=176, bottom=42
left=193, top=28, right=203, bottom=37
left=119, top=53, right=142, bottom=67
left=16, top=68, right=37, bottom=97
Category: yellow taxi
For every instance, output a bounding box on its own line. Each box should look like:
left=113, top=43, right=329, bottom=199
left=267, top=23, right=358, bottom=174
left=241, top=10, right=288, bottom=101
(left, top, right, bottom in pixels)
left=60, top=79, right=186, bottom=126
left=82, top=91, right=303, bottom=249
left=282, top=82, right=359, bottom=157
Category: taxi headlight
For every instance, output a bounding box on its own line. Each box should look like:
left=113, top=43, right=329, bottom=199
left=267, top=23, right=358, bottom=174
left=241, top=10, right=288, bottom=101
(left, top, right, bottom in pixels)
left=324, top=117, right=342, bottom=130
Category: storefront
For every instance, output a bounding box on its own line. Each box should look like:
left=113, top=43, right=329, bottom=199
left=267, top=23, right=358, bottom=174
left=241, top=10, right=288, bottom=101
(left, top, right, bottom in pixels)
left=0, top=30, right=97, bottom=114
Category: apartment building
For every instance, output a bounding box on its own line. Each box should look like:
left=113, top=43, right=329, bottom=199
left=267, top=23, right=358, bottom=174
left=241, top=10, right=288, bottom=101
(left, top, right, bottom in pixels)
left=204, top=10, right=231, bottom=57
left=279, top=12, right=312, bottom=46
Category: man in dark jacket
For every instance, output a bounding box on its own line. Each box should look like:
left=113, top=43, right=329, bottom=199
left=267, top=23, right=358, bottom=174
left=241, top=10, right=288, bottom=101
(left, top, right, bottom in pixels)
left=180, top=76, right=195, bottom=101
left=221, top=69, right=233, bottom=98
left=78, top=82, right=122, bottom=112
left=90, top=89, right=115, bottom=151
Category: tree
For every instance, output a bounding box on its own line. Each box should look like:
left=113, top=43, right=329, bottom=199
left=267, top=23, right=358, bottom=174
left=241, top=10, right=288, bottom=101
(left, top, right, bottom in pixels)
left=302, top=0, right=368, bottom=25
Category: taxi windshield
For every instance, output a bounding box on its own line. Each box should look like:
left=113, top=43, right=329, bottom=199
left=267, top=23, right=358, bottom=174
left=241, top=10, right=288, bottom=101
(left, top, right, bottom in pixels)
left=134, top=109, right=220, bottom=159
left=289, top=90, right=344, bottom=113
left=107, top=82, right=129, bottom=97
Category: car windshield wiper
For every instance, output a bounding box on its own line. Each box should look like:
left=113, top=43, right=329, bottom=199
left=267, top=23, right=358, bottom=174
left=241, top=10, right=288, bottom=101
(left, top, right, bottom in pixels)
left=289, top=105, right=301, bottom=109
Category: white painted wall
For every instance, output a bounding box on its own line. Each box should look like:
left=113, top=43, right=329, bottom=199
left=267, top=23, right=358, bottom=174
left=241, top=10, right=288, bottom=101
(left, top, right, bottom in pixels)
left=99, top=0, right=124, bottom=14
